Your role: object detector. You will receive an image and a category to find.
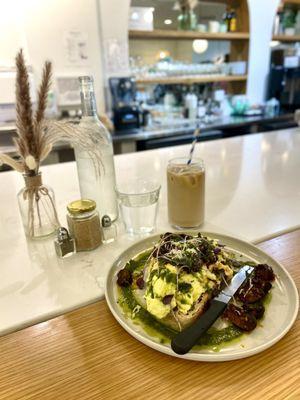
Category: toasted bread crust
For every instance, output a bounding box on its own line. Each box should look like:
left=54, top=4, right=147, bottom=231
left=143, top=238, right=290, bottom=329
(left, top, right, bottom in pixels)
left=161, top=293, right=211, bottom=331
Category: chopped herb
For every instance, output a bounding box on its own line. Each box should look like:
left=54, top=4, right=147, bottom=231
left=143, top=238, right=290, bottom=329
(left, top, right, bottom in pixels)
left=178, top=282, right=192, bottom=293
left=179, top=298, right=188, bottom=305
left=165, top=273, right=177, bottom=284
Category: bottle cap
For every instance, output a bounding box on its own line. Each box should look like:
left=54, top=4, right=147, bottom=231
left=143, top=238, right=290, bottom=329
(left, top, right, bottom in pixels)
left=57, top=227, right=70, bottom=242
left=78, top=76, right=94, bottom=83
left=67, top=199, right=96, bottom=216
left=102, top=215, right=112, bottom=228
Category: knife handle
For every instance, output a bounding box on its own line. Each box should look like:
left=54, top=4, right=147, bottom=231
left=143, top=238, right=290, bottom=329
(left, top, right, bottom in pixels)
left=171, top=300, right=227, bottom=355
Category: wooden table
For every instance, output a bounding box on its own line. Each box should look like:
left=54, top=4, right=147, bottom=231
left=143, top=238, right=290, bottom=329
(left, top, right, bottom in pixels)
left=0, top=230, right=299, bottom=400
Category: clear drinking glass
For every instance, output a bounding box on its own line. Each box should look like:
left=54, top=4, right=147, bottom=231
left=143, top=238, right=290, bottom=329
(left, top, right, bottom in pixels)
left=167, top=157, right=205, bottom=229
left=116, top=179, right=161, bottom=235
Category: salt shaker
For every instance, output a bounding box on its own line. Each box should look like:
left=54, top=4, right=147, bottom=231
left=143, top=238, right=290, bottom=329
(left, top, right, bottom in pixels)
left=101, top=215, right=117, bottom=244
left=54, top=227, right=76, bottom=258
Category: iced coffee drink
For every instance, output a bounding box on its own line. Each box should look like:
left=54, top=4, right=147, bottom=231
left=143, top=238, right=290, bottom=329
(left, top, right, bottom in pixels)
left=167, top=158, right=205, bottom=228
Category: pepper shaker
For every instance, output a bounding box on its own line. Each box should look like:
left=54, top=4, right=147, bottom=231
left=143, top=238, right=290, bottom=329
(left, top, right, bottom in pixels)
left=67, top=199, right=102, bottom=252
left=54, top=227, right=76, bottom=258
left=101, top=215, right=117, bottom=244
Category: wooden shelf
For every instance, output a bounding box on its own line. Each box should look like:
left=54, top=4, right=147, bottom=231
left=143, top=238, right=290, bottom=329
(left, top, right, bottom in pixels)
left=273, top=34, right=300, bottom=41
left=129, top=29, right=249, bottom=41
left=282, top=0, right=300, bottom=5
left=135, top=74, right=248, bottom=85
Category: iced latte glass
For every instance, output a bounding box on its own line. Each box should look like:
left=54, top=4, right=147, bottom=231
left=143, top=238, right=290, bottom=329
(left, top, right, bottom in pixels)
left=167, top=157, right=205, bottom=229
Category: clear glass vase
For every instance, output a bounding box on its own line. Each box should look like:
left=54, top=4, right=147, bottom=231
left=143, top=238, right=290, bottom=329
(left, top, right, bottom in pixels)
left=17, top=173, right=59, bottom=239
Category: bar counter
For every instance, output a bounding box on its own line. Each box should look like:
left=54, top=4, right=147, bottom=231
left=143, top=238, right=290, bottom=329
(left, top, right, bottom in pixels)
left=0, top=230, right=299, bottom=400
left=0, top=128, right=300, bottom=337
left=0, top=113, right=296, bottom=156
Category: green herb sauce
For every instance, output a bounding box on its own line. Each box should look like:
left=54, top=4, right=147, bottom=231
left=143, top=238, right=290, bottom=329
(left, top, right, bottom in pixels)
left=118, top=249, right=244, bottom=350
left=118, top=285, right=243, bottom=349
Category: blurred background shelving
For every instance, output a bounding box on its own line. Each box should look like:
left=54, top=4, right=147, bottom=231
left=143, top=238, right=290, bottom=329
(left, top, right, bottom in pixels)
left=128, top=0, right=249, bottom=94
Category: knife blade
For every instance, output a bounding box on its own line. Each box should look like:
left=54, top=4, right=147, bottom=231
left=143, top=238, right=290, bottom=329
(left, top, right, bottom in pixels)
left=171, top=265, right=254, bottom=355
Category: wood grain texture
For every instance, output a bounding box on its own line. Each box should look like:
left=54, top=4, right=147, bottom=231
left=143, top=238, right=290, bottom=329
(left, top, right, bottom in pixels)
left=136, top=74, right=248, bottom=85
left=283, top=0, right=300, bottom=5
left=129, top=29, right=250, bottom=41
left=0, top=230, right=299, bottom=400
left=273, top=35, right=300, bottom=42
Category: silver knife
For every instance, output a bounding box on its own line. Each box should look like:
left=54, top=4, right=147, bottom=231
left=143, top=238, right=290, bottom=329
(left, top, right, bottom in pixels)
left=171, top=265, right=254, bottom=355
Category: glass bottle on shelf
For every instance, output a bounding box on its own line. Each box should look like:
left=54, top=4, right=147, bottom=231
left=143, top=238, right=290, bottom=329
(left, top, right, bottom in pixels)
left=75, top=76, right=118, bottom=222
left=224, top=7, right=231, bottom=32
left=229, top=9, right=237, bottom=32
left=178, top=7, right=198, bottom=31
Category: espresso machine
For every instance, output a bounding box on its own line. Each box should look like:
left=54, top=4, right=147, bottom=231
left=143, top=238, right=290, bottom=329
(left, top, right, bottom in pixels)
left=267, top=48, right=300, bottom=112
left=109, top=77, right=144, bottom=131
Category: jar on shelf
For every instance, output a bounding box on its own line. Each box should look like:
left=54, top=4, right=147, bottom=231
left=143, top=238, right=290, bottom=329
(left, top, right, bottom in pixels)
left=67, top=199, right=102, bottom=251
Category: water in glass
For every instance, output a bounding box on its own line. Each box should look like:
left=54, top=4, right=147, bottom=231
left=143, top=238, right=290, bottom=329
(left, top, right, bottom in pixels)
left=117, top=180, right=160, bottom=235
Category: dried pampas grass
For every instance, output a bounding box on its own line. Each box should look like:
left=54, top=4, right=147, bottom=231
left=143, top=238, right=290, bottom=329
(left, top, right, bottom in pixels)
left=14, top=49, right=35, bottom=161
left=1, top=49, right=54, bottom=175
left=0, top=154, right=25, bottom=173
left=1, top=49, right=105, bottom=177
left=0, top=50, right=109, bottom=238
left=44, top=120, right=105, bottom=175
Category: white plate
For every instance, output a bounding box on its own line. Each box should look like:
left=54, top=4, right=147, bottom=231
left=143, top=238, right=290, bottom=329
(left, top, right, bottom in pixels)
left=105, top=232, right=299, bottom=362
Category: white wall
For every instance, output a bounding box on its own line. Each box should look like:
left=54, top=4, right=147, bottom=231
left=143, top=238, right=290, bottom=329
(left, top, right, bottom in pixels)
left=247, top=0, right=281, bottom=104
left=98, top=0, right=131, bottom=78
left=0, top=0, right=105, bottom=111
left=0, top=1, right=28, bottom=65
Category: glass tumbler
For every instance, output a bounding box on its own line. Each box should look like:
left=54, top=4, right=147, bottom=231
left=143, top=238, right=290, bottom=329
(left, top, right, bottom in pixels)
left=116, top=179, right=161, bottom=235
left=167, top=157, right=205, bottom=229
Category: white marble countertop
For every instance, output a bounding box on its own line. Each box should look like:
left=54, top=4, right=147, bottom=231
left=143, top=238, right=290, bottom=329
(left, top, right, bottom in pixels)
left=1, top=128, right=300, bottom=336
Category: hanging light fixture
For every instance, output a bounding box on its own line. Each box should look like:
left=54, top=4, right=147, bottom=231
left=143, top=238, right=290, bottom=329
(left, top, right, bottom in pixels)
left=192, top=39, right=209, bottom=54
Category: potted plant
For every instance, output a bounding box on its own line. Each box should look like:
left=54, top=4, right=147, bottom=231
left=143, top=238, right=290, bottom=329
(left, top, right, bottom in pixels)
left=283, top=9, right=296, bottom=36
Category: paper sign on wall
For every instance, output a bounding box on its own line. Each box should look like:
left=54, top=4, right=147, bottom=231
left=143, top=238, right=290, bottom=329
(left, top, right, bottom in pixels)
left=63, top=31, right=89, bottom=66
left=104, top=38, right=129, bottom=76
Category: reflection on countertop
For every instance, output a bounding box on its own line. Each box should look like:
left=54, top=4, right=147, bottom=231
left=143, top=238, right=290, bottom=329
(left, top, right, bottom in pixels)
left=261, top=130, right=300, bottom=197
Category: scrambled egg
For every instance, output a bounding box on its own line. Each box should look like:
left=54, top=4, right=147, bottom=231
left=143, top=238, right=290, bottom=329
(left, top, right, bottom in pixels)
left=212, top=261, right=233, bottom=278
left=145, top=263, right=177, bottom=319
left=175, top=274, right=205, bottom=314
left=145, top=261, right=224, bottom=319
left=146, top=298, right=171, bottom=319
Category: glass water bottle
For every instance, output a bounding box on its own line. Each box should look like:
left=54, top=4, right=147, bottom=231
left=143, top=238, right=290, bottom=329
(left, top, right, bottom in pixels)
left=75, top=76, right=118, bottom=222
